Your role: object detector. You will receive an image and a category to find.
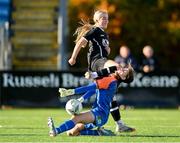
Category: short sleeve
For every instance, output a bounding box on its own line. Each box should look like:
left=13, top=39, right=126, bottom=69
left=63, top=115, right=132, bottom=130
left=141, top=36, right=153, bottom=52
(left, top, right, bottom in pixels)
left=83, top=27, right=96, bottom=41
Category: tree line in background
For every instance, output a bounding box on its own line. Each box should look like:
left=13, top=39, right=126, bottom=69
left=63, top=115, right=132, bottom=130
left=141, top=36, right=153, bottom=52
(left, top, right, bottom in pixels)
left=67, top=0, right=180, bottom=71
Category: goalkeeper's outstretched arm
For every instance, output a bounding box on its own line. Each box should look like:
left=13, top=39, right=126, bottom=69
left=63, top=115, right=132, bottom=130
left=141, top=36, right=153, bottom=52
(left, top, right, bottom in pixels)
left=78, top=90, right=96, bottom=103
left=59, top=83, right=97, bottom=98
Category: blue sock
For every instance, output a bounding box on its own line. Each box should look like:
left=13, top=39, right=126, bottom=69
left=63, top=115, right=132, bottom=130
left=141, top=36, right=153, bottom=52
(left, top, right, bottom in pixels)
left=80, top=129, right=99, bottom=136
left=56, top=120, right=75, bottom=134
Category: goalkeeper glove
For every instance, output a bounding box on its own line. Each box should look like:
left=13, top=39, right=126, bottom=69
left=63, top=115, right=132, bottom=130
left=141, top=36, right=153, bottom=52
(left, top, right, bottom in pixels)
left=59, top=88, right=75, bottom=97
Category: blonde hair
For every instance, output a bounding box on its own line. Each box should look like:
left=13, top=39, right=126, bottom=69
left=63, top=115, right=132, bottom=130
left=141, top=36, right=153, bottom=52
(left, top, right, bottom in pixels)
left=74, top=19, right=93, bottom=44
left=74, top=10, right=108, bottom=44
left=93, top=10, right=108, bottom=23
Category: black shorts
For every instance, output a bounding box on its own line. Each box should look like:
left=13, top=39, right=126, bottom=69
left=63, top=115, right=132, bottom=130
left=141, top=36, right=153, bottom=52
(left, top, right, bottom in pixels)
left=90, top=58, right=107, bottom=72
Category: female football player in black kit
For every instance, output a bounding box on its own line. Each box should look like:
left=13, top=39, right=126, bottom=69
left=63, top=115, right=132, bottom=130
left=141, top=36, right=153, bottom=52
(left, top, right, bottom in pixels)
left=68, top=10, right=135, bottom=132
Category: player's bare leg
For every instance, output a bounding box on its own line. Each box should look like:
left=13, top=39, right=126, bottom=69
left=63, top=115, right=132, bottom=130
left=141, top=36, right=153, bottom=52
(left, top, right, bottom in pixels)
left=67, top=123, right=85, bottom=136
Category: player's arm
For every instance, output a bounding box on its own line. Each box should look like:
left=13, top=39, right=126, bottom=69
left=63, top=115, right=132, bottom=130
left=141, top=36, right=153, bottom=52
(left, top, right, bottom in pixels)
left=59, top=83, right=97, bottom=98
left=76, top=82, right=97, bottom=102
left=68, top=37, right=87, bottom=65
left=77, top=90, right=96, bottom=103
left=105, top=47, right=111, bottom=55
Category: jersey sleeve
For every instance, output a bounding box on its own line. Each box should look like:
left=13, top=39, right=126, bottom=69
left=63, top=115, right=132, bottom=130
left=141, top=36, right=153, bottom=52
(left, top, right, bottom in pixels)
left=83, top=27, right=96, bottom=41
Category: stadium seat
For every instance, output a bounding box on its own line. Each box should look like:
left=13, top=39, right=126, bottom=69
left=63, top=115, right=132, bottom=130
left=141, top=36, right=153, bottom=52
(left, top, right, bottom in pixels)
left=10, top=0, right=59, bottom=70
left=0, top=0, right=11, bottom=24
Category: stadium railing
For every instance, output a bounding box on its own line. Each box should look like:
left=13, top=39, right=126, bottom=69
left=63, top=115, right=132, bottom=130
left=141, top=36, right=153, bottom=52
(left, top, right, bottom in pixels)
left=0, top=22, right=12, bottom=70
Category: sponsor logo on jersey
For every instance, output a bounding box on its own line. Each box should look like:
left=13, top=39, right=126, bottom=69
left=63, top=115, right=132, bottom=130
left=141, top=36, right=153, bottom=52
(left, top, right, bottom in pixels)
left=97, top=116, right=102, bottom=125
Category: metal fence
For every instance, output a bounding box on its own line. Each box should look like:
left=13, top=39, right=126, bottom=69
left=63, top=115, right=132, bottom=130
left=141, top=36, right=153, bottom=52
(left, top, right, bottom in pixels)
left=0, top=22, right=11, bottom=70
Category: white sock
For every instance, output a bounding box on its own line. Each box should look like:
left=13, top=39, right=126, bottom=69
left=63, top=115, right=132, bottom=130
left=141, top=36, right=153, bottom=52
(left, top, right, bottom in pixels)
left=55, top=128, right=58, bottom=134
left=115, top=120, right=124, bottom=126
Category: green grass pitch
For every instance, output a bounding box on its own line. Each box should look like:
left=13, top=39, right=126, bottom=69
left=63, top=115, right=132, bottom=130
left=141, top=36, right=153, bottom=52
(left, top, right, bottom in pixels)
left=0, top=108, right=180, bottom=142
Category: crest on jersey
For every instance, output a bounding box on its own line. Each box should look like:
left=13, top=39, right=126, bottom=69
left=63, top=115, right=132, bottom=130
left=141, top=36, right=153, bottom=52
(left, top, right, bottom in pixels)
left=102, top=39, right=109, bottom=47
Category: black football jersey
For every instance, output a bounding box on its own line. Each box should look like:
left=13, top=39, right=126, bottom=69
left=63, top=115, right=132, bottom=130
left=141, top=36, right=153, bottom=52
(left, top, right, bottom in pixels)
left=83, top=27, right=109, bottom=65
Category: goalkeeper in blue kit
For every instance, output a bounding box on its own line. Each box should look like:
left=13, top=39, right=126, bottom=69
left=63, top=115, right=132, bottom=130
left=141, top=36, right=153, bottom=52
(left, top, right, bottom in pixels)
left=48, top=64, right=134, bottom=137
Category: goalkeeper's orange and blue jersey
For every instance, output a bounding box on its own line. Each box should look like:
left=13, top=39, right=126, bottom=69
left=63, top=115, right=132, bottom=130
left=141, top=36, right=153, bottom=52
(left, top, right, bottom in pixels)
left=75, top=76, right=118, bottom=129
left=91, top=76, right=117, bottom=127
left=96, top=76, right=117, bottom=89
left=75, top=76, right=118, bottom=128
